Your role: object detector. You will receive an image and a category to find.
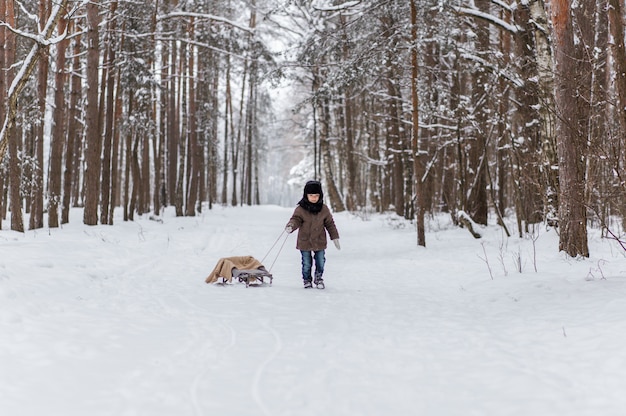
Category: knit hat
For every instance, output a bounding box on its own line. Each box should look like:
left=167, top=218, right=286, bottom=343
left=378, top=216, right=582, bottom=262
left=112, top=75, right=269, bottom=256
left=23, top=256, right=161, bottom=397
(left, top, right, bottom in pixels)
left=303, top=180, right=323, bottom=196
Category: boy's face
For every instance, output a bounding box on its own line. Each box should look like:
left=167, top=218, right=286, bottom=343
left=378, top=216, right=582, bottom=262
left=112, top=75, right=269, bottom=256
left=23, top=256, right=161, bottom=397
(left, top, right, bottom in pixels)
left=307, top=194, right=320, bottom=203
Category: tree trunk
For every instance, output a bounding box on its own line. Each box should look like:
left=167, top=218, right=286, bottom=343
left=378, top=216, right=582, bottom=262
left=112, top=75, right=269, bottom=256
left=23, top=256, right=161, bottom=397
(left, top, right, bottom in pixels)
left=512, top=2, right=544, bottom=228
left=320, top=95, right=346, bottom=212
left=186, top=18, right=199, bottom=216
left=496, top=5, right=511, bottom=225
left=63, top=26, right=81, bottom=223
left=30, top=0, right=50, bottom=230
left=175, top=45, right=187, bottom=217
left=608, top=0, right=626, bottom=217
left=5, top=0, right=22, bottom=232
left=8, top=125, right=22, bottom=232
left=100, top=1, right=118, bottom=225
left=530, top=0, right=559, bottom=222
left=167, top=40, right=179, bottom=208
left=123, top=95, right=133, bottom=221
left=410, top=0, right=425, bottom=247
left=0, top=173, right=4, bottom=230
left=232, top=52, right=248, bottom=207
left=465, top=0, right=489, bottom=226
left=551, top=0, right=589, bottom=257
left=244, top=79, right=253, bottom=206
left=140, top=131, right=150, bottom=215
left=0, top=0, right=7, bottom=230
left=339, top=14, right=356, bottom=211
left=108, top=64, right=123, bottom=224
left=585, top=0, right=608, bottom=219
left=156, top=14, right=167, bottom=214
left=83, top=0, right=102, bottom=225
left=222, top=59, right=232, bottom=205
left=205, top=60, right=219, bottom=210
left=244, top=64, right=256, bottom=206
left=48, top=14, right=69, bottom=228
left=0, top=0, right=5, bottom=129
left=387, top=82, right=405, bottom=216
left=129, top=136, right=141, bottom=221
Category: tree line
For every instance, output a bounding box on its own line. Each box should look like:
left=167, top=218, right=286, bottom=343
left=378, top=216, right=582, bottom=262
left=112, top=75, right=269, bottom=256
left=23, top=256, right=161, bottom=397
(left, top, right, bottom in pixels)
left=0, top=0, right=624, bottom=257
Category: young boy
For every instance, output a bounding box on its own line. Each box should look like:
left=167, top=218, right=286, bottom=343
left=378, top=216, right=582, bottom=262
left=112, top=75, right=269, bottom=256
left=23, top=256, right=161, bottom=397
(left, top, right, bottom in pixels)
left=285, top=180, right=340, bottom=289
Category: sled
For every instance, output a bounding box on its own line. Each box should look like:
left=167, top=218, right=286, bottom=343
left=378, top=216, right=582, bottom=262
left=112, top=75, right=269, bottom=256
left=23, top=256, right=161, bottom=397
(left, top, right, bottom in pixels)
left=205, top=255, right=273, bottom=287
left=232, top=267, right=273, bottom=287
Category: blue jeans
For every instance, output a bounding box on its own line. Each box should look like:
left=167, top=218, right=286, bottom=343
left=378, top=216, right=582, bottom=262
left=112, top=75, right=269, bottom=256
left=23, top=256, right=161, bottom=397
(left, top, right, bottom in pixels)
left=301, top=250, right=325, bottom=281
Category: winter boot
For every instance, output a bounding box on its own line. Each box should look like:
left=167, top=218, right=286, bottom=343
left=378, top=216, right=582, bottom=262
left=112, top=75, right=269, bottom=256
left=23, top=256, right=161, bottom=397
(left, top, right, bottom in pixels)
left=303, top=280, right=313, bottom=289
left=314, top=274, right=325, bottom=289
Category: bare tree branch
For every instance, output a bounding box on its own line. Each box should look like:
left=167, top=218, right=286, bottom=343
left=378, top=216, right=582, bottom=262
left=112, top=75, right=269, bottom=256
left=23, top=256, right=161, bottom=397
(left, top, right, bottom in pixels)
left=0, top=0, right=70, bottom=161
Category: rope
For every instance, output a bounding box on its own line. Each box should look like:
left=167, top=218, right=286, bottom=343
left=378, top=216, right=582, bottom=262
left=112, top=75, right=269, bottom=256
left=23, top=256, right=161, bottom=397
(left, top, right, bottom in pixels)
left=261, top=230, right=290, bottom=273
left=260, top=230, right=286, bottom=264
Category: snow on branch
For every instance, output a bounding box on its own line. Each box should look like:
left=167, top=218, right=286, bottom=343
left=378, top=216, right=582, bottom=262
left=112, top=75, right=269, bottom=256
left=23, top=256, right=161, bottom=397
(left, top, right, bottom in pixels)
left=16, top=0, right=40, bottom=23
left=459, top=51, right=524, bottom=88
left=157, top=11, right=254, bottom=34
left=490, top=0, right=515, bottom=12
left=0, top=21, right=68, bottom=46
left=419, top=123, right=458, bottom=132
left=455, top=6, right=521, bottom=34
left=0, top=0, right=70, bottom=161
left=1, top=0, right=76, bottom=46
left=311, top=1, right=362, bottom=12
left=354, top=151, right=388, bottom=167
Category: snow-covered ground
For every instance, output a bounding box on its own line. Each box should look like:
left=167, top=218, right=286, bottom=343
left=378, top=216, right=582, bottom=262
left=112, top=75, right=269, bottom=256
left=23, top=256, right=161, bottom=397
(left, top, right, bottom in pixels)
left=1, top=205, right=626, bottom=416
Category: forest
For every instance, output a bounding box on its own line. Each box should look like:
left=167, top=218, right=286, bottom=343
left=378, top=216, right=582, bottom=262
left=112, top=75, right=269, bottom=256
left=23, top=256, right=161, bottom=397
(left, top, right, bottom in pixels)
left=0, top=0, right=624, bottom=257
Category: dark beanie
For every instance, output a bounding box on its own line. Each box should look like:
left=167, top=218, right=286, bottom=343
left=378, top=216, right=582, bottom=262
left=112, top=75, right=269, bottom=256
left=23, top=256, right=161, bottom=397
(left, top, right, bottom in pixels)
left=303, top=180, right=323, bottom=196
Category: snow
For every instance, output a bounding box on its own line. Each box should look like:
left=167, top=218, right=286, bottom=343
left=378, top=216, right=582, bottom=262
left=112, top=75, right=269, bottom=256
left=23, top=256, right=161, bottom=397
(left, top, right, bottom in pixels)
left=2, top=205, right=626, bottom=416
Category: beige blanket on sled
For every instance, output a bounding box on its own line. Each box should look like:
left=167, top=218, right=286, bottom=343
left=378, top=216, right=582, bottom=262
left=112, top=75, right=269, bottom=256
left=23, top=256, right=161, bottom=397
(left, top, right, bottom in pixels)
left=205, top=256, right=264, bottom=283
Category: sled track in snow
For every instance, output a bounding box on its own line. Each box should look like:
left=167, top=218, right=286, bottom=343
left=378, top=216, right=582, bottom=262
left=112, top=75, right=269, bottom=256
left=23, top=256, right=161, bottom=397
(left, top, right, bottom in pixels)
left=251, top=320, right=283, bottom=416
left=171, top=291, right=238, bottom=416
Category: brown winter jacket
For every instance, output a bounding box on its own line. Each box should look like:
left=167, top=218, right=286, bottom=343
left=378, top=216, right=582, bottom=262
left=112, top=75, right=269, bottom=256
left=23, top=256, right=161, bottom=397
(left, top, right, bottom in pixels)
left=287, top=204, right=339, bottom=251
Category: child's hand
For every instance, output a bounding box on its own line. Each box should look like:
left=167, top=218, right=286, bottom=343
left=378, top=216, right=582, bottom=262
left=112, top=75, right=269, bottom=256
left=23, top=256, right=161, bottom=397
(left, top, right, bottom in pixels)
left=333, top=239, right=341, bottom=250
left=285, top=225, right=293, bottom=234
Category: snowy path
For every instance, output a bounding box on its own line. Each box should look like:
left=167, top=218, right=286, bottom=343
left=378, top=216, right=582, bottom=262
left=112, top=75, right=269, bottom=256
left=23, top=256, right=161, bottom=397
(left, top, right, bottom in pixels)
left=2, top=206, right=626, bottom=415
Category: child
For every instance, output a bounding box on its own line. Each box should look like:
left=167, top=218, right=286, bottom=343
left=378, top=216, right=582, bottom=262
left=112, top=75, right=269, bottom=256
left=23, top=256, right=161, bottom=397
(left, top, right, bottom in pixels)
left=285, top=180, right=340, bottom=289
